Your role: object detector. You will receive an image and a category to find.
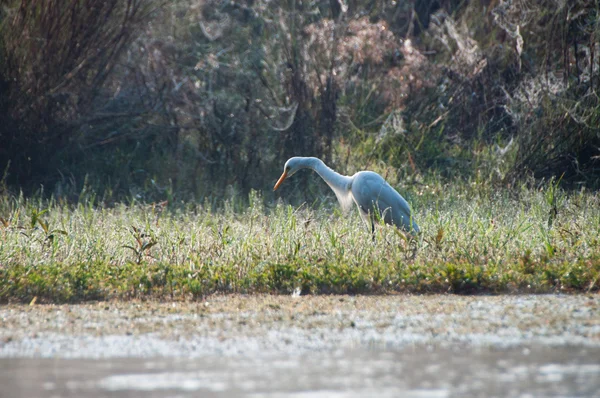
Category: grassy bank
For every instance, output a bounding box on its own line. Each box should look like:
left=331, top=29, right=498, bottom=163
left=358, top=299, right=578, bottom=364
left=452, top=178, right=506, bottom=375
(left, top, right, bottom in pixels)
left=0, top=182, right=599, bottom=303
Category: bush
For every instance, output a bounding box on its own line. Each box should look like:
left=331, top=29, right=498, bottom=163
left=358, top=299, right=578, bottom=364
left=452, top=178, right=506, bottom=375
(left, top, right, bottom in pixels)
left=0, top=0, right=149, bottom=190
left=1, top=0, right=599, bottom=203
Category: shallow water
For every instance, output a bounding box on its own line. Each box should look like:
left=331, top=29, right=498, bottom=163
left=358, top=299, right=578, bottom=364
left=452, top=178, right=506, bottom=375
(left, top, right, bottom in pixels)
left=1, top=295, right=599, bottom=397
left=2, top=345, right=599, bottom=398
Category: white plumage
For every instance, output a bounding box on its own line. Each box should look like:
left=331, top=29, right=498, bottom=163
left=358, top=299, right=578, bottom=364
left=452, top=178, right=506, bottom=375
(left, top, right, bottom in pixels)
left=274, top=157, right=419, bottom=235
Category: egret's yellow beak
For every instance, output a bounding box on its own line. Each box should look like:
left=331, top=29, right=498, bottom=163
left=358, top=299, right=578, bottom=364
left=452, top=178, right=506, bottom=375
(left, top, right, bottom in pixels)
left=273, top=171, right=288, bottom=191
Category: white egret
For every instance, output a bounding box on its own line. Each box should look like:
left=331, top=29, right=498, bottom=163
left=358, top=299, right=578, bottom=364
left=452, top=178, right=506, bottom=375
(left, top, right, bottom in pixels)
left=273, top=157, right=420, bottom=236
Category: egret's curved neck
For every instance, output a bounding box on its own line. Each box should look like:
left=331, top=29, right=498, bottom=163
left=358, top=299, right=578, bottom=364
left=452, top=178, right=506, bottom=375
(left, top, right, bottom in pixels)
left=301, top=157, right=352, bottom=194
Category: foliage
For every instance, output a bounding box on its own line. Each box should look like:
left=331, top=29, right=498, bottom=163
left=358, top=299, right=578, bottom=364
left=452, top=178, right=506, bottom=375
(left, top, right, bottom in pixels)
left=0, top=182, right=598, bottom=303
left=0, top=0, right=150, bottom=189
left=0, top=0, right=599, bottom=202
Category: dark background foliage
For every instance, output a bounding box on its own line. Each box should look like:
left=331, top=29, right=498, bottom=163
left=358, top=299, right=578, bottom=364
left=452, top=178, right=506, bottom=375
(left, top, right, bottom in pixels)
left=1, top=0, right=598, bottom=204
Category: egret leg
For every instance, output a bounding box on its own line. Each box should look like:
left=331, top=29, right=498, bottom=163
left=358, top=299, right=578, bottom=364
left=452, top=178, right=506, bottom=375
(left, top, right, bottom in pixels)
left=371, top=221, right=375, bottom=242
left=409, top=235, right=418, bottom=259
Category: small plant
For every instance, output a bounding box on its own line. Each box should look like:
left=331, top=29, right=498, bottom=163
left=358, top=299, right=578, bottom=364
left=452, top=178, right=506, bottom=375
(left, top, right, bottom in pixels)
left=21, top=208, right=67, bottom=243
left=545, top=174, right=565, bottom=228
left=434, top=227, right=444, bottom=251
left=123, top=226, right=157, bottom=264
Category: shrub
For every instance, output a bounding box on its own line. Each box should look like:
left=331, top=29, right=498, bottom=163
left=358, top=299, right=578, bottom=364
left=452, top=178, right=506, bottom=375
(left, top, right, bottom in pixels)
left=0, top=0, right=149, bottom=190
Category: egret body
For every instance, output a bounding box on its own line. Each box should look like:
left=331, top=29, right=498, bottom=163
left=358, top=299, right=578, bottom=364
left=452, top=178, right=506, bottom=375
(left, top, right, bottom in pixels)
left=274, top=157, right=420, bottom=235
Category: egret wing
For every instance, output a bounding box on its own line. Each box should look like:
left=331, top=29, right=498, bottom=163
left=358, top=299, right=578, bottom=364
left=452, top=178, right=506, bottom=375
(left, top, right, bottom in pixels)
left=351, top=171, right=418, bottom=232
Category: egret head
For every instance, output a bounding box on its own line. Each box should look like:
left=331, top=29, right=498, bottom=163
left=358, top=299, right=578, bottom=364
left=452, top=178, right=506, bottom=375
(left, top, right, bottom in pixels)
left=273, top=157, right=304, bottom=190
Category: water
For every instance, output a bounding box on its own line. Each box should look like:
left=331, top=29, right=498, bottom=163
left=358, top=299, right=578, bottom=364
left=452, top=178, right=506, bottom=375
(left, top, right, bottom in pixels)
left=2, top=345, right=599, bottom=398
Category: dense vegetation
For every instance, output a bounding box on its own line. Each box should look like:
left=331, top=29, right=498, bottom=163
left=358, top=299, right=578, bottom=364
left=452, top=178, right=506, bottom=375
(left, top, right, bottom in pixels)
left=0, top=1, right=599, bottom=301
left=0, top=182, right=598, bottom=302
left=0, top=0, right=599, bottom=202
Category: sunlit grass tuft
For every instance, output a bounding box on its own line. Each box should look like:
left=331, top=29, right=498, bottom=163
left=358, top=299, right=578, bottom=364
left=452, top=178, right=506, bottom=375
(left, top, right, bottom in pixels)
left=0, top=184, right=599, bottom=303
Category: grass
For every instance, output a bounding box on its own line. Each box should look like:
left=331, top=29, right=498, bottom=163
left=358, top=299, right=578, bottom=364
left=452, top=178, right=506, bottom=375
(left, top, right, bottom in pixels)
left=0, top=182, right=599, bottom=303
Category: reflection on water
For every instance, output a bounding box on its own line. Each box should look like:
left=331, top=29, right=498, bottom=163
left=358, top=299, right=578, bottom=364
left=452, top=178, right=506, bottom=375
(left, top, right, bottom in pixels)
left=1, top=346, right=599, bottom=398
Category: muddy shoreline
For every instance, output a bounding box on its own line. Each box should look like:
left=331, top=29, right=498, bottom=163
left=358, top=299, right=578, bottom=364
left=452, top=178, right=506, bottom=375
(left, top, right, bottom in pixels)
left=2, top=294, right=600, bottom=397
left=1, top=294, right=598, bottom=358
